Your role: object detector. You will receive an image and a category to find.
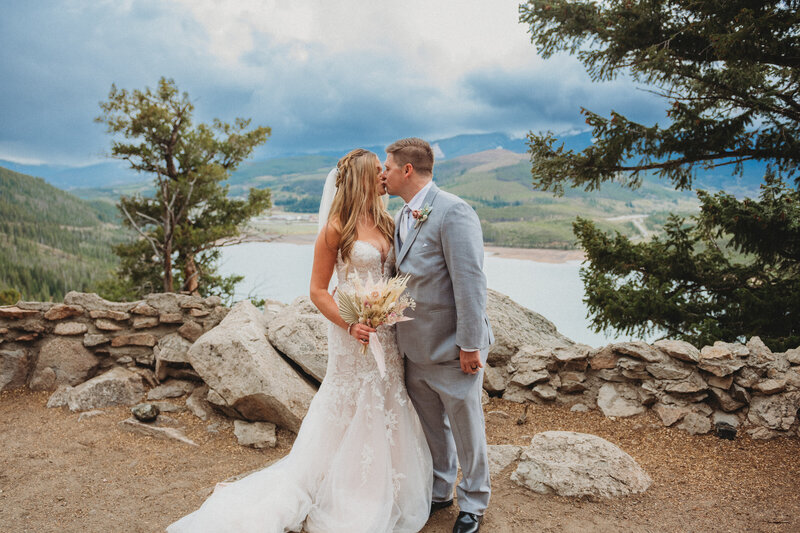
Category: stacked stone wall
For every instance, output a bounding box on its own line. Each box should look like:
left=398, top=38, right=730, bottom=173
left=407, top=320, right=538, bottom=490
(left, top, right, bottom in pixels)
left=2, top=289, right=798, bottom=441
left=0, top=291, right=228, bottom=393
left=490, top=337, right=800, bottom=440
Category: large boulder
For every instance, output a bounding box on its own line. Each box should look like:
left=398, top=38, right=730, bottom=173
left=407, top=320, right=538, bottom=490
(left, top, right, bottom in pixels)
left=188, top=300, right=316, bottom=433
left=29, top=337, right=99, bottom=391
left=262, top=299, right=288, bottom=327
left=485, top=289, right=574, bottom=366
left=268, top=296, right=328, bottom=383
left=487, top=444, right=524, bottom=476
left=66, top=366, right=145, bottom=411
left=511, top=431, right=651, bottom=498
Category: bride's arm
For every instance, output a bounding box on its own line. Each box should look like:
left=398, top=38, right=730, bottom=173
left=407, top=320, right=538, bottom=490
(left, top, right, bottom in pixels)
left=310, top=222, right=375, bottom=340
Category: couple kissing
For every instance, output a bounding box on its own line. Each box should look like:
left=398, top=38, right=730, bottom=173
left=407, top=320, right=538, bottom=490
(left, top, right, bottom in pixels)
left=168, top=137, right=494, bottom=533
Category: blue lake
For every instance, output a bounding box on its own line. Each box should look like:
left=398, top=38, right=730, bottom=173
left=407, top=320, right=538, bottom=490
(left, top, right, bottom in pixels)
left=218, top=241, right=650, bottom=348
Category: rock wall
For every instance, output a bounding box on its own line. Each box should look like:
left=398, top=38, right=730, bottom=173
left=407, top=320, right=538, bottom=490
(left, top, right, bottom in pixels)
left=2, top=288, right=798, bottom=442
left=0, top=291, right=228, bottom=392
left=492, top=337, right=800, bottom=440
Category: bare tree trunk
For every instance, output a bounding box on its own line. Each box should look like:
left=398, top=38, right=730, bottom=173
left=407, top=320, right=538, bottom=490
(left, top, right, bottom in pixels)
left=183, top=254, right=199, bottom=294
left=162, top=238, right=173, bottom=292
left=161, top=175, right=175, bottom=293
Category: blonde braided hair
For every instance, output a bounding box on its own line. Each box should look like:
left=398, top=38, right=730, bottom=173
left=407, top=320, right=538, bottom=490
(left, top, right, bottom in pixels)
left=326, top=149, right=394, bottom=263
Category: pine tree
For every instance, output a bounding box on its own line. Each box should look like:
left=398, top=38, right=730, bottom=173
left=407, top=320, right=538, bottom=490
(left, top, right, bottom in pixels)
left=0, top=288, right=20, bottom=306
left=96, top=78, right=271, bottom=301
left=519, top=1, right=799, bottom=350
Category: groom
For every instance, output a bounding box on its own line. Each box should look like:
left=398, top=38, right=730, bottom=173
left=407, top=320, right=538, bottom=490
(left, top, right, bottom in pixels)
left=382, top=138, right=493, bottom=533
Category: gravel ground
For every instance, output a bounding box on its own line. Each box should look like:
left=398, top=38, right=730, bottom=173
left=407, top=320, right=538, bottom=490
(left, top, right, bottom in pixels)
left=1, top=389, right=798, bottom=533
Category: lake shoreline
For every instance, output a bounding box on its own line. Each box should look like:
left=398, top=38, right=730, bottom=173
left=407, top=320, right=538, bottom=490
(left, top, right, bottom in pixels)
left=233, top=233, right=586, bottom=264
left=219, top=239, right=626, bottom=346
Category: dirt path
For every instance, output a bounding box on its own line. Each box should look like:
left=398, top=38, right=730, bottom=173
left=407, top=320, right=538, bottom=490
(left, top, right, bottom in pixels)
left=483, top=246, right=585, bottom=264
left=2, top=389, right=798, bottom=532
left=605, top=214, right=651, bottom=240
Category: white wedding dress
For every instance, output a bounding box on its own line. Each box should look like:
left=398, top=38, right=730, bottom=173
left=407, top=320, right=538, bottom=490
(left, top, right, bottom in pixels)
left=167, top=240, right=433, bottom=533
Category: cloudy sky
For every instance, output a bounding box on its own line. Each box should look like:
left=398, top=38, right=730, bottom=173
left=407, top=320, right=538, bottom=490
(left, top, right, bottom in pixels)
left=0, top=0, right=662, bottom=166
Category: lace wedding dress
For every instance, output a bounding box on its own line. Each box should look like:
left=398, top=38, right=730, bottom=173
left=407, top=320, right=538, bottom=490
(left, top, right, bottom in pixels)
left=167, top=240, right=433, bottom=533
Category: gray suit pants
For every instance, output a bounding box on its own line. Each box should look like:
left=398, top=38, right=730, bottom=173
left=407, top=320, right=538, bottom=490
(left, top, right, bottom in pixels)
left=405, top=357, right=491, bottom=515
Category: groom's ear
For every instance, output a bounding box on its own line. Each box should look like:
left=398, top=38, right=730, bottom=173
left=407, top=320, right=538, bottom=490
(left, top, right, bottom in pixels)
left=403, top=163, right=414, bottom=178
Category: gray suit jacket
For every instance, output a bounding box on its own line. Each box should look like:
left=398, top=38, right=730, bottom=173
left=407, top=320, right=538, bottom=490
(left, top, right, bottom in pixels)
left=394, top=183, right=494, bottom=364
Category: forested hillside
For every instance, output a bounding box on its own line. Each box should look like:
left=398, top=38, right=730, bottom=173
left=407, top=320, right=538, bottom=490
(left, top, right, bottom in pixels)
left=0, top=166, right=124, bottom=301
left=64, top=147, right=708, bottom=251
left=435, top=150, right=699, bottom=248
left=232, top=149, right=700, bottom=249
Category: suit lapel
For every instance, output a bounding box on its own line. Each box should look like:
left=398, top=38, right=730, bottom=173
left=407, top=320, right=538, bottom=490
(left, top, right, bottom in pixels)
left=397, top=183, right=440, bottom=265
left=394, top=207, right=403, bottom=257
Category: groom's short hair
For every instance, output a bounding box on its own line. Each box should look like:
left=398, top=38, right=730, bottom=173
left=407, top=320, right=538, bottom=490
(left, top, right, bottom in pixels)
left=386, top=138, right=434, bottom=177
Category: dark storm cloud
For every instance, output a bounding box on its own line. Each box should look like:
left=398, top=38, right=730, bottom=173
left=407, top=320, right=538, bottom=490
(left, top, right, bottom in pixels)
left=0, top=1, right=211, bottom=163
left=0, top=2, right=665, bottom=165
left=462, top=61, right=667, bottom=134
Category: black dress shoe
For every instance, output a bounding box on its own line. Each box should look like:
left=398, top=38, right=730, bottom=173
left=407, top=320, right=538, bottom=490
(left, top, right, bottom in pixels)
left=452, top=511, right=482, bottom=533
left=430, top=498, right=454, bottom=516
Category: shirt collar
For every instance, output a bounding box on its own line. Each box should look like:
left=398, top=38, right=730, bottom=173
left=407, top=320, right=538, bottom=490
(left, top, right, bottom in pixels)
left=405, top=181, right=433, bottom=213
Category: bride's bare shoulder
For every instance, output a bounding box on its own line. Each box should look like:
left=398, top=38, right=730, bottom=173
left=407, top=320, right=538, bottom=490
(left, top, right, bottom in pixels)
left=316, top=218, right=342, bottom=253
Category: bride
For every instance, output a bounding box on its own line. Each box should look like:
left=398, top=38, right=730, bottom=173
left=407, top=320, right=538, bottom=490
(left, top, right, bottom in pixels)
left=167, top=149, right=433, bottom=533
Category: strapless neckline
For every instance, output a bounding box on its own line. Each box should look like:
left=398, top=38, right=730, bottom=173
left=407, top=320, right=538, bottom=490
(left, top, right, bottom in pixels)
left=354, top=239, right=390, bottom=271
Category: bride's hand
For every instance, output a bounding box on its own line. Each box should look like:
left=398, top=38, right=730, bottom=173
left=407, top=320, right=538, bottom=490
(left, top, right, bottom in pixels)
left=349, top=323, right=377, bottom=344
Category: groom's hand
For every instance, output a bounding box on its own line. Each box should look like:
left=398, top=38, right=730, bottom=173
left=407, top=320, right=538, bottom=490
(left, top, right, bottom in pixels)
left=459, top=349, right=483, bottom=375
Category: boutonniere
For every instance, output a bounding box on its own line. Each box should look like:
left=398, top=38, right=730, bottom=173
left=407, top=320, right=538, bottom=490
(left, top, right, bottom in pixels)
left=412, top=204, right=432, bottom=228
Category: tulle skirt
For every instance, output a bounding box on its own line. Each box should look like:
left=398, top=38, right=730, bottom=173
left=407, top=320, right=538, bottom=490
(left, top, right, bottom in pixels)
left=167, top=324, right=432, bottom=533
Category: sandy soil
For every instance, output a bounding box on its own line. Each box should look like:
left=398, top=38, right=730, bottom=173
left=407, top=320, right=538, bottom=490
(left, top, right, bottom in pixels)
left=483, top=246, right=585, bottom=264
left=2, top=389, right=799, bottom=533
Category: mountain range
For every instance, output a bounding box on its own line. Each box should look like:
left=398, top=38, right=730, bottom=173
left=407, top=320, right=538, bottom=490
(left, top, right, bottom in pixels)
left=225, top=146, right=702, bottom=249
left=0, top=130, right=768, bottom=195
left=0, top=130, right=774, bottom=300
left=0, top=132, right=530, bottom=192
